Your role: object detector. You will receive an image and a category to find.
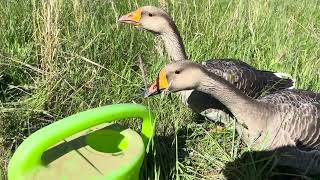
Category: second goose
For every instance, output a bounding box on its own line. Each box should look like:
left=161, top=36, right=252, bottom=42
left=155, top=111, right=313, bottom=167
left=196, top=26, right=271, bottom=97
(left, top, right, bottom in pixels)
left=145, top=61, right=320, bottom=175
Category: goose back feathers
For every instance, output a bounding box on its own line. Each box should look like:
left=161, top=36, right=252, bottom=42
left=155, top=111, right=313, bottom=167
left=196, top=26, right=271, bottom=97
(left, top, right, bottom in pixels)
left=202, top=59, right=294, bottom=98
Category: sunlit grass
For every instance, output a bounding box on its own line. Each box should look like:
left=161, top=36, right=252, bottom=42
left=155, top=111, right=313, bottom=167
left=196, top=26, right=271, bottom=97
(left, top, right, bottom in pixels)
left=0, top=0, right=319, bottom=179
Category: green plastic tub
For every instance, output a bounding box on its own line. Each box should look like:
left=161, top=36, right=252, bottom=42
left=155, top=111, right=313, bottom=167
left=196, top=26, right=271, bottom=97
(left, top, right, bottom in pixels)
left=8, top=103, right=155, bottom=180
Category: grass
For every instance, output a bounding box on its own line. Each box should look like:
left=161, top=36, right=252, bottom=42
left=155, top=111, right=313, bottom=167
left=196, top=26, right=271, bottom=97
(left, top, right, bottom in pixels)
left=0, top=0, right=319, bottom=179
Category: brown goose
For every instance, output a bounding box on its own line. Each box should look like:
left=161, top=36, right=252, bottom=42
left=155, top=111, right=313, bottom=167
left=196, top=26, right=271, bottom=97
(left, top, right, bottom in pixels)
left=145, top=61, right=320, bottom=175
left=119, top=6, right=295, bottom=123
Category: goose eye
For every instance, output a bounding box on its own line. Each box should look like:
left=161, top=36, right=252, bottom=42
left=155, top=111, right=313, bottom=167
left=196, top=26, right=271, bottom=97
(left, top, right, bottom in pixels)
left=148, top=13, right=153, bottom=17
left=174, top=70, right=180, bottom=74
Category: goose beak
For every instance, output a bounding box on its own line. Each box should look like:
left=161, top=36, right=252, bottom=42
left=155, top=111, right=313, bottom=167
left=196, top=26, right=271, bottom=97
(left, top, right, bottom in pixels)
left=144, top=69, right=169, bottom=98
left=118, top=8, right=142, bottom=26
left=143, top=82, right=159, bottom=97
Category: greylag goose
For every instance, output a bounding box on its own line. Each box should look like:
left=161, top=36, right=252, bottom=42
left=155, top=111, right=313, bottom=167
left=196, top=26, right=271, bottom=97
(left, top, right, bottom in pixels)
left=145, top=61, right=320, bottom=175
left=119, top=6, right=295, bottom=123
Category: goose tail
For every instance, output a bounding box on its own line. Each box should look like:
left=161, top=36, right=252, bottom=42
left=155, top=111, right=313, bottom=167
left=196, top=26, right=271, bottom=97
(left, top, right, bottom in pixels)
left=273, top=72, right=296, bottom=89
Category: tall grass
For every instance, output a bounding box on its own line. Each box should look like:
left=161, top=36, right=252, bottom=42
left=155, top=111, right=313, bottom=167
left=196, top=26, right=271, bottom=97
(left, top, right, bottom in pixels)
left=0, top=0, right=319, bottom=179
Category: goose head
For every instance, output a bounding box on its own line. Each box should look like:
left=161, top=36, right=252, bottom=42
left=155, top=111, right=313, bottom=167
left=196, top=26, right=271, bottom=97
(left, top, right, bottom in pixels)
left=144, top=61, right=204, bottom=97
left=118, top=6, right=175, bottom=34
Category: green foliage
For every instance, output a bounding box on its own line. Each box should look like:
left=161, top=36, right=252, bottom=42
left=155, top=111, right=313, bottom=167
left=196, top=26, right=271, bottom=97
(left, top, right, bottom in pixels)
left=0, top=0, right=319, bottom=179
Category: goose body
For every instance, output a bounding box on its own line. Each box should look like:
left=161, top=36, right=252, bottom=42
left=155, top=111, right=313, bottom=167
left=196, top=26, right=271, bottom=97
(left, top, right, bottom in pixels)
left=119, top=6, right=294, bottom=123
left=146, top=61, right=320, bottom=174
left=179, top=59, right=294, bottom=122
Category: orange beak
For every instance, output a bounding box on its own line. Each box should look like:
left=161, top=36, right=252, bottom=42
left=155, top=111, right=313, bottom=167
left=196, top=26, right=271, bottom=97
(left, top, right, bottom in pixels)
left=118, top=8, right=142, bottom=25
left=144, top=69, right=169, bottom=97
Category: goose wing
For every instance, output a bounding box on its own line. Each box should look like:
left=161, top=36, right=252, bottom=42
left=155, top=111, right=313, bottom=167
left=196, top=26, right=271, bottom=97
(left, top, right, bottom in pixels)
left=259, top=89, right=320, bottom=150
left=258, top=89, right=320, bottom=106
left=202, top=59, right=294, bottom=98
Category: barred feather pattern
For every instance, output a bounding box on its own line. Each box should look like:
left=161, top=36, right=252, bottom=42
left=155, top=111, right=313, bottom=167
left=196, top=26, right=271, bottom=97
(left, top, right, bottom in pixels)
left=253, top=90, right=320, bottom=174
left=181, top=59, right=294, bottom=123
left=202, top=59, right=294, bottom=98
left=257, top=89, right=320, bottom=150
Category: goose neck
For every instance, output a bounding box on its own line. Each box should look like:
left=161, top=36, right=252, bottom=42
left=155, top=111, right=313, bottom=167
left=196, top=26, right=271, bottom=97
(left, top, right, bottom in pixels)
left=159, top=29, right=187, bottom=62
left=198, top=75, right=271, bottom=130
